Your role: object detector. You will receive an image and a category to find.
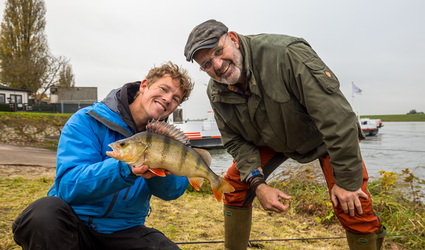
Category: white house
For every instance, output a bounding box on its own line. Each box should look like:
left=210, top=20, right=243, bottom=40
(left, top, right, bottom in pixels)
left=0, top=85, right=32, bottom=110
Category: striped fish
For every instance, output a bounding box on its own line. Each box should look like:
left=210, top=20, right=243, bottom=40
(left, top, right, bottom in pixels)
left=106, top=120, right=234, bottom=202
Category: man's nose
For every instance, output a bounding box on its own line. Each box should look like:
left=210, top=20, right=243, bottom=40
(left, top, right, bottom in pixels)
left=212, top=57, right=223, bottom=71
left=163, top=93, right=173, bottom=103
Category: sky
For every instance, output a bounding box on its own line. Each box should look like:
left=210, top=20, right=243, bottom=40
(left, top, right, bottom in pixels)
left=0, top=0, right=424, bottom=119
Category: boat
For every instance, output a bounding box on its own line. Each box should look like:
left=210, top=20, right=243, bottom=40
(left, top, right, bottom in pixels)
left=170, top=110, right=223, bottom=148
left=359, top=118, right=384, bottom=136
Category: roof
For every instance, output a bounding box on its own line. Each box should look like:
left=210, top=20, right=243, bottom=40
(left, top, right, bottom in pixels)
left=0, top=85, right=32, bottom=92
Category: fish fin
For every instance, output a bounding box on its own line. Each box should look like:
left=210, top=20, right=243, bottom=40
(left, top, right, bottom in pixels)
left=146, top=120, right=190, bottom=146
left=193, top=148, right=212, bottom=166
left=188, top=177, right=204, bottom=191
left=149, top=168, right=167, bottom=177
left=211, top=178, right=236, bottom=202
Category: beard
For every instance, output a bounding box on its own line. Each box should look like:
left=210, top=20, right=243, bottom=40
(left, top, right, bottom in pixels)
left=213, top=49, right=243, bottom=85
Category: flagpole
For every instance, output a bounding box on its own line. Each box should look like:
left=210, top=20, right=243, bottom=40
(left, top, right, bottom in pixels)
left=352, top=82, right=360, bottom=120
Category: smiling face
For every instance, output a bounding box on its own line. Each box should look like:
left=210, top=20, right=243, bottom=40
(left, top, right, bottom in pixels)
left=130, top=74, right=183, bottom=129
left=193, top=32, right=244, bottom=85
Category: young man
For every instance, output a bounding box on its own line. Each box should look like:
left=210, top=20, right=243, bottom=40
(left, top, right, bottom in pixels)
left=184, top=19, right=386, bottom=250
left=12, top=62, right=194, bottom=249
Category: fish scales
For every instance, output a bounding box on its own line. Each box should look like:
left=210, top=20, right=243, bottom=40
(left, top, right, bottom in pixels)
left=106, top=120, right=235, bottom=202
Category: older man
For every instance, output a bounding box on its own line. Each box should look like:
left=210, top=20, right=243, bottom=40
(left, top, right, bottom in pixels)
left=184, top=19, right=386, bottom=250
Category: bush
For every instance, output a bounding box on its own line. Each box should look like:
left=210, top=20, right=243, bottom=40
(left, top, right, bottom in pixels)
left=0, top=103, right=11, bottom=111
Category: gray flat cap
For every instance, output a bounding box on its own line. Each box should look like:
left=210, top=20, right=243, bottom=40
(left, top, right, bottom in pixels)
left=184, top=19, right=228, bottom=62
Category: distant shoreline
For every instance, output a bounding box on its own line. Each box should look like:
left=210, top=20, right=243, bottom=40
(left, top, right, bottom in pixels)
left=360, top=114, right=425, bottom=122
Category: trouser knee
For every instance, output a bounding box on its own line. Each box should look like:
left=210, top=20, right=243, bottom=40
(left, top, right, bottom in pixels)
left=14, top=196, right=72, bottom=226
left=13, top=196, right=78, bottom=238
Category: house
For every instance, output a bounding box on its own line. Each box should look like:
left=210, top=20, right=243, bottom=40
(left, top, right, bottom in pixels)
left=0, top=85, right=32, bottom=111
left=49, top=86, right=98, bottom=113
left=50, top=86, right=97, bottom=104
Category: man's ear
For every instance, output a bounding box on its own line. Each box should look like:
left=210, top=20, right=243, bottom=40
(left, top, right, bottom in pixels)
left=139, top=79, right=148, bottom=93
left=228, top=31, right=240, bottom=49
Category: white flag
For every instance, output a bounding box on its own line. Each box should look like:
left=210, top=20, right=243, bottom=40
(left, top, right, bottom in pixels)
left=352, top=83, right=362, bottom=95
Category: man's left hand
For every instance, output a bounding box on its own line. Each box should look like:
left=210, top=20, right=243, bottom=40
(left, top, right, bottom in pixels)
left=132, top=165, right=171, bottom=179
left=331, top=184, right=369, bottom=216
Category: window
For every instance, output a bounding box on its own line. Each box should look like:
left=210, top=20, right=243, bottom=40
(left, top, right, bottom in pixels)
left=16, top=95, right=22, bottom=104
left=10, top=94, right=23, bottom=104
left=0, top=94, right=5, bottom=103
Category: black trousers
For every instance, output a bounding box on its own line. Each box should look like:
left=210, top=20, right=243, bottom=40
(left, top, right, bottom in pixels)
left=12, top=196, right=180, bottom=250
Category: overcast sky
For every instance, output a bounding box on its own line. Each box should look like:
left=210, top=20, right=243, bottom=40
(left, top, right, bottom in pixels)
left=1, top=0, right=424, bottom=119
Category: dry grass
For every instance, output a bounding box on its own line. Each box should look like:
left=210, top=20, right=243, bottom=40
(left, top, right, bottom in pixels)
left=0, top=176, right=347, bottom=250
left=1, top=163, right=417, bottom=250
left=147, top=192, right=347, bottom=250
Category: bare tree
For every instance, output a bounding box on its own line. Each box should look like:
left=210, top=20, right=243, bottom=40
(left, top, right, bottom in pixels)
left=0, top=0, right=50, bottom=99
left=58, top=60, right=75, bottom=88
left=36, top=55, right=74, bottom=100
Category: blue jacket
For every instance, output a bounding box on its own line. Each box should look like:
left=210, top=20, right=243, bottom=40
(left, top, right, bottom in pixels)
left=48, top=87, right=189, bottom=233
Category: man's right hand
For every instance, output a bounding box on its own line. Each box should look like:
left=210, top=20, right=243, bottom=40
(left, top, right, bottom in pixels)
left=255, top=184, right=292, bottom=213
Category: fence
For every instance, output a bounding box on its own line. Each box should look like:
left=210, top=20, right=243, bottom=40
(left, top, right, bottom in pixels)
left=3, top=100, right=96, bottom=113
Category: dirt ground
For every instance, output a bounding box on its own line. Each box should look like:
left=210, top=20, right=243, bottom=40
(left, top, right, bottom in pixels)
left=0, top=143, right=57, bottom=178
left=0, top=164, right=55, bottom=178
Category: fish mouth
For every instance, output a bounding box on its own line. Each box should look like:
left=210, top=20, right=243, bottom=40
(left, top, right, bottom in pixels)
left=106, top=144, right=119, bottom=158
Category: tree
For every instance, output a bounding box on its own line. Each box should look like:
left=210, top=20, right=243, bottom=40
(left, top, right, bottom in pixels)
left=36, top=55, right=73, bottom=100
left=0, top=0, right=49, bottom=98
left=58, top=60, right=75, bottom=88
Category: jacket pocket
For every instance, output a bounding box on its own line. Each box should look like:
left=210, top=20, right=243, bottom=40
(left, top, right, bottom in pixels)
left=303, top=57, right=340, bottom=94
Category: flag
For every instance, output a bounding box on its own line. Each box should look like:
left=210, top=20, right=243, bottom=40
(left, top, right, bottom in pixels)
left=352, top=82, right=362, bottom=95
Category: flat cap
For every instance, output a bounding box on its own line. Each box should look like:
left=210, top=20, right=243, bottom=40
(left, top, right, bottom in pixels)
left=184, top=19, right=228, bottom=62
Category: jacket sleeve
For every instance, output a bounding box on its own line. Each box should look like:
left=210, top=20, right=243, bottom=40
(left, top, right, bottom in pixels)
left=53, top=111, right=139, bottom=204
left=145, top=175, right=189, bottom=200
left=284, top=42, right=364, bottom=191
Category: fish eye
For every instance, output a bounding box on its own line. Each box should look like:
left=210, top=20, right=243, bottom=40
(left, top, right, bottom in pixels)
left=119, top=141, right=126, bottom=147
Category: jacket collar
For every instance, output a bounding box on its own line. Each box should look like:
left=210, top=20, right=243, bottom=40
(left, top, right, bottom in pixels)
left=102, top=81, right=141, bottom=134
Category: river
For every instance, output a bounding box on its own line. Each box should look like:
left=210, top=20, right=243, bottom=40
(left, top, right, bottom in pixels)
left=208, top=122, right=425, bottom=180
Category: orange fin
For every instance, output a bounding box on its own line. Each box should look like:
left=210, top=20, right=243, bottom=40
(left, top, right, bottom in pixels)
left=149, top=168, right=166, bottom=177
left=146, top=120, right=190, bottom=146
left=211, top=179, right=236, bottom=202
left=188, top=177, right=204, bottom=191
left=193, top=148, right=212, bottom=166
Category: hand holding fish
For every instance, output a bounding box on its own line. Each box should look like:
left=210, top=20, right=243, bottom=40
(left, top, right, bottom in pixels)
left=132, top=165, right=171, bottom=179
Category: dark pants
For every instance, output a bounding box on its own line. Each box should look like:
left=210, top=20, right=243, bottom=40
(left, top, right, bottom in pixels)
left=12, top=196, right=180, bottom=250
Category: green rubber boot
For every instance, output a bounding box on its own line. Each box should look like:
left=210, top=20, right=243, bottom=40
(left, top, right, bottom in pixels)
left=224, top=205, right=252, bottom=250
left=346, top=225, right=387, bottom=250
left=375, top=225, right=387, bottom=250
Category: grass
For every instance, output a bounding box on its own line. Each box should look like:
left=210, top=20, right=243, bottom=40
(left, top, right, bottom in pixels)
left=361, top=113, right=425, bottom=122
left=1, top=165, right=424, bottom=249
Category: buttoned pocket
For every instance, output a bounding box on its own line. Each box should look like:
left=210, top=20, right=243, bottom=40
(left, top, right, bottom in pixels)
left=304, top=57, right=340, bottom=94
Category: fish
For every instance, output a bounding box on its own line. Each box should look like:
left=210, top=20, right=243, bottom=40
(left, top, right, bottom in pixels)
left=106, top=120, right=235, bottom=202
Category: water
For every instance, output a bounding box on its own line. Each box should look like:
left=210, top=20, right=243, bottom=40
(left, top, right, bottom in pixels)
left=208, top=122, right=425, bottom=180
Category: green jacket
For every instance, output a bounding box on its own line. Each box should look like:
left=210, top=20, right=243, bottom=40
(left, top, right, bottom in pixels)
left=207, top=33, right=365, bottom=191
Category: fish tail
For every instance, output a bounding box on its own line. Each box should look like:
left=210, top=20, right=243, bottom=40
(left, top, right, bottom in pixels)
left=211, top=178, right=235, bottom=202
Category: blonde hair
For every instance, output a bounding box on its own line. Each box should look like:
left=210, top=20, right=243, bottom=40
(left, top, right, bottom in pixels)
left=145, top=61, right=194, bottom=103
